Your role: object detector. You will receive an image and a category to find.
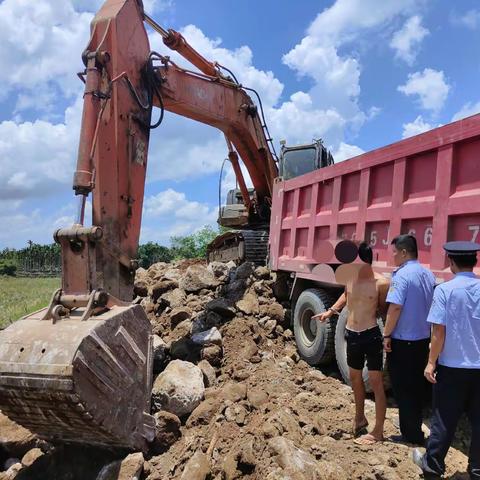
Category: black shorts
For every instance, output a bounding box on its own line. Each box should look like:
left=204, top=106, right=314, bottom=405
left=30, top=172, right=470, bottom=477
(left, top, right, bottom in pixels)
left=345, top=325, right=383, bottom=371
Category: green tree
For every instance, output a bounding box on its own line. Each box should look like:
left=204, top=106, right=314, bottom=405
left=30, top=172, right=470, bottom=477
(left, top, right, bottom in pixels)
left=170, top=225, right=219, bottom=260
left=137, top=242, right=173, bottom=268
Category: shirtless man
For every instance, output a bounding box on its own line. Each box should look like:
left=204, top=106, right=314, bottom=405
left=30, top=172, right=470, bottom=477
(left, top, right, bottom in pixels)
left=313, top=242, right=389, bottom=444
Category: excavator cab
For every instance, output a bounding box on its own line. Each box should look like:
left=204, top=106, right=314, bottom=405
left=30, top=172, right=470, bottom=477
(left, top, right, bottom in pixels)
left=279, top=139, right=334, bottom=180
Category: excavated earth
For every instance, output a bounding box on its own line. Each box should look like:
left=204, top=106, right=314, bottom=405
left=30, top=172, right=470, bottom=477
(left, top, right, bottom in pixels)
left=0, top=259, right=471, bottom=480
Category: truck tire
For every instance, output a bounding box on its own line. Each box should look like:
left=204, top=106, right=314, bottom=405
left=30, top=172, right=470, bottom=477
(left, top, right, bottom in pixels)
left=334, top=308, right=390, bottom=391
left=293, top=288, right=336, bottom=365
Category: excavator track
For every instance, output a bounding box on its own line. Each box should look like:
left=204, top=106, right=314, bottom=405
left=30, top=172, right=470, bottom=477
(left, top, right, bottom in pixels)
left=207, top=229, right=269, bottom=266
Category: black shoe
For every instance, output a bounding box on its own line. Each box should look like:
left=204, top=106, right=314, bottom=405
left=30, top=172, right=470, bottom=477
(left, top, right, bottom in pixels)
left=412, top=448, right=441, bottom=479
left=390, top=434, right=425, bottom=447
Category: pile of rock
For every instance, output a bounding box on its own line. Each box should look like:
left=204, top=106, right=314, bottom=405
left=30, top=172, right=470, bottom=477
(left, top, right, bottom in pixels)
left=0, top=259, right=470, bottom=480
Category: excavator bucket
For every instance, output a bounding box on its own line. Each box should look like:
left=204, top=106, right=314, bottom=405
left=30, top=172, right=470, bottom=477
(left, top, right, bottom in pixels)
left=0, top=304, right=155, bottom=450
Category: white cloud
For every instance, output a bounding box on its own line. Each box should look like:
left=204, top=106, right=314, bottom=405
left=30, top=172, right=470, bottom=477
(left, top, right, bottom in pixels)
left=142, top=189, right=217, bottom=243
left=0, top=0, right=92, bottom=105
left=144, top=189, right=215, bottom=220
left=390, top=16, right=429, bottom=65
left=302, top=0, right=417, bottom=44
left=401, top=115, right=437, bottom=138
left=0, top=199, right=81, bottom=247
left=452, top=101, right=480, bottom=121
left=451, top=9, right=480, bottom=30
left=281, top=0, right=421, bottom=146
left=332, top=142, right=364, bottom=162
left=398, top=68, right=450, bottom=113
left=0, top=95, right=82, bottom=200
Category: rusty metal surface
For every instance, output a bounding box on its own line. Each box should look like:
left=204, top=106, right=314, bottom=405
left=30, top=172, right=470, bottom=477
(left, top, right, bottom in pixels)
left=0, top=304, right=154, bottom=450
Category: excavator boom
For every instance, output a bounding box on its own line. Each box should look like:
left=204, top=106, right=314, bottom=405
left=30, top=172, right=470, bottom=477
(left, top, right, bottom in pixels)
left=0, top=0, right=279, bottom=449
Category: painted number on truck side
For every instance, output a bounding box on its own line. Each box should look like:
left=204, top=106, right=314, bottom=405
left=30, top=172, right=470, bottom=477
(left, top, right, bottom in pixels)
left=468, top=225, right=480, bottom=242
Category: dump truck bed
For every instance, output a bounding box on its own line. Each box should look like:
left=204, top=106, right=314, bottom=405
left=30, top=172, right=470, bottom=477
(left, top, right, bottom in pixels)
left=269, top=113, right=480, bottom=281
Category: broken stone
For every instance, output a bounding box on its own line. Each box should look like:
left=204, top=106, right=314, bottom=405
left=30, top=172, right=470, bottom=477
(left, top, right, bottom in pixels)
left=152, top=335, right=168, bottom=372
left=220, top=382, right=247, bottom=402
left=254, top=265, right=271, bottom=279
left=133, top=278, right=148, bottom=297
left=207, top=261, right=232, bottom=280
left=152, top=360, right=205, bottom=416
left=224, top=404, right=247, bottom=425
left=236, top=292, right=259, bottom=315
left=191, top=327, right=222, bottom=346
left=179, top=265, right=220, bottom=292
left=159, top=288, right=187, bottom=310
left=206, top=298, right=236, bottom=318
left=247, top=388, right=269, bottom=409
left=169, top=307, right=192, bottom=328
left=263, top=319, right=277, bottom=335
left=151, top=279, right=178, bottom=302
left=268, top=436, right=318, bottom=480
left=21, top=448, right=43, bottom=468
left=180, top=450, right=210, bottom=480
left=96, top=452, right=144, bottom=480
left=186, top=397, right=222, bottom=427
left=198, top=359, right=216, bottom=387
left=200, top=344, right=223, bottom=367
left=234, top=262, right=255, bottom=280
left=152, top=411, right=181, bottom=451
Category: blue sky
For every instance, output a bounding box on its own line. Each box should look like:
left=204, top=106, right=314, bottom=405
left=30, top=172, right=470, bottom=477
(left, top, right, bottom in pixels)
left=0, top=0, right=479, bottom=249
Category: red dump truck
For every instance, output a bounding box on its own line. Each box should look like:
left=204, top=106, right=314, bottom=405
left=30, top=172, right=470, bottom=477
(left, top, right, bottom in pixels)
left=269, top=113, right=480, bottom=383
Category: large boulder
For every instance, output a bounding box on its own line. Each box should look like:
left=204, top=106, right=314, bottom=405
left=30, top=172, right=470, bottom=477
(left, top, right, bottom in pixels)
left=206, top=298, right=236, bottom=319
left=159, top=288, right=187, bottom=310
left=151, top=280, right=178, bottom=302
left=152, top=360, right=205, bottom=416
left=207, top=261, right=234, bottom=281
left=236, top=292, right=259, bottom=315
left=233, top=262, right=255, bottom=280
left=179, top=265, right=220, bottom=293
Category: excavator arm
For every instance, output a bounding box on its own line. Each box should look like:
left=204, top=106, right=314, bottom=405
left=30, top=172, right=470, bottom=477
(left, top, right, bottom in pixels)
left=0, top=0, right=277, bottom=451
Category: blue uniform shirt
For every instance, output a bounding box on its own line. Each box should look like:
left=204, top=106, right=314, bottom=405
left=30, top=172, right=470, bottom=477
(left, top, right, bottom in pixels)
left=386, top=260, right=435, bottom=340
left=427, top=272, right=480, bottom=369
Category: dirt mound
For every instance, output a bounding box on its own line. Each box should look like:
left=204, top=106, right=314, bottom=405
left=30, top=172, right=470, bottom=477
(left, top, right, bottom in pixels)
left=0, top=260, right=470, bottom=479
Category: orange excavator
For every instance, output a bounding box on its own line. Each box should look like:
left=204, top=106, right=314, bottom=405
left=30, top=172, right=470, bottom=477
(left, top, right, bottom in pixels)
left=0, top=0, right=332, bottom=450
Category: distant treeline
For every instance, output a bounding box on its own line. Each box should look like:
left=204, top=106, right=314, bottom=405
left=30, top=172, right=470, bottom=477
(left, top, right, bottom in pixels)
left=0, top=225, right=222, bottom=276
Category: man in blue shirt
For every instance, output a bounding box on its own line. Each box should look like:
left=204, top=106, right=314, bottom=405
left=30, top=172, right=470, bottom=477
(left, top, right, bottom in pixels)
left=413, top=241, right=480, bottom=480
left=383, top=234, right=435, bottom=445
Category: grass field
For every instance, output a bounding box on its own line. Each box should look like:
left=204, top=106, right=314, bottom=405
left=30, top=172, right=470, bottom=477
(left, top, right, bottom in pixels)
left=0, top=276, right=60, bottom=329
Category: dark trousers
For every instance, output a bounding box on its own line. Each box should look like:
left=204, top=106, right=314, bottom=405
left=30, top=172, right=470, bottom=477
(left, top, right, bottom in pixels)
left=387, top=338, right=430, bottom=444
left=424, top=366, right=480, bottom=479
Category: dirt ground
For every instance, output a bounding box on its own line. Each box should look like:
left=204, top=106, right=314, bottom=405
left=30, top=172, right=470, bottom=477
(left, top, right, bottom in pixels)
left=0, top=260, right=471, bottom=480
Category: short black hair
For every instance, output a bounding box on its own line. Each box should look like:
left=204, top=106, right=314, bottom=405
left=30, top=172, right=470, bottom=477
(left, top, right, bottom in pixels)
left=448, top=254, right=477, bottom=269
left=358, top=242, right=373, bottom=264
left=391, top=234, right=418, bottom=258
